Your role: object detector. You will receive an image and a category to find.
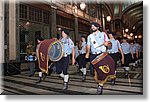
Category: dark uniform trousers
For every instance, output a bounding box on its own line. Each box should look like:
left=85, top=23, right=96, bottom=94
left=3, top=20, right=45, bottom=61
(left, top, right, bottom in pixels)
left=35, top=60, right=41, bottom=72
left=139, top=52, right=143, bottom=59
left=78, top=54, right=87, bottom=69
left=109, top=52, right=119, bottom=69
left=89, top=54, right=101, bottom=76
left=122, top=53, right=131, bottom=67
left=131, top=53, right=137, bottom=63
left=56, top=55, right=70, bottom=75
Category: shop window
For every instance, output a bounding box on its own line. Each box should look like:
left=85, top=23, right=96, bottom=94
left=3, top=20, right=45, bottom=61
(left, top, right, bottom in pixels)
left=43, top=26, right=50, bottom=38
left=56, top=14, right=74, bottom=29
left=43, top=11, right=50, bottom=24
left=20, top=31, right=29, bottom=53
left=78, top=18, right=90, bottom=34
left=20, top=4, right=27, bottom=19
left=29, top=7, right=42, bottom=22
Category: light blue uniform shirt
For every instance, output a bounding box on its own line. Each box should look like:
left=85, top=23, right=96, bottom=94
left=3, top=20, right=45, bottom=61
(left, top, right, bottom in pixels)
left=139, top=45, right=143, bottom=52
left=75, top=45, right=79, bottom=58
left=134, top=43, right=140, bottom=52
left=60, top=37, right=74, bottom=54
left=80, top=41, right=86, bottom=54
left=121, top=42, right=131, bottom=54
left=107, top=38, right=121, bottom=53
left=130, top=44, right=137, bottom=54
left=87, top=31, right=109, bottom=54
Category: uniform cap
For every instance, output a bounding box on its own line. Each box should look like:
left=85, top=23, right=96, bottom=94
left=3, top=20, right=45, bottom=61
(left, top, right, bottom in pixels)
left=81, top=35, right=86, bottom=39
left=107, top=31, right=115, bottom=36
left=61, top=28, right=70, bottom=35
left=91, top=22, right=100, bottom=28
left=36, top=37, right=44, bottom=41
left=123, top=37, right=128, bottom=40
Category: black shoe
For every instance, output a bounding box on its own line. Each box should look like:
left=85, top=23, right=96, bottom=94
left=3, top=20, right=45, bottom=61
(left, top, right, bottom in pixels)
left=36, top=77, right=42, bottom=83
left=96, top=85, right=103, bottom=95
left=131, top=66, right=135, bottom=71
left=111, top=78, right=116, bottom=86
left=29, top=71, right=36, bottom=77
left=48, top=68, right=53, bottom=76
left=63, top=82, right=68, bottom=90
left=132, top=66, right=136, bottom=71
left=42, top=73, right=47, bottom=81
left=82, top=75, right=86, bottom=82
left=125, top=74, right=128, bottom=79
left=124, top=71, right=129, bottom=79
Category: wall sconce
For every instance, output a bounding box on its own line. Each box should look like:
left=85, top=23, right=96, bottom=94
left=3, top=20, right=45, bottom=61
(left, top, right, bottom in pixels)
left=123, top=34, right=127, bottom=37
left=26, top=22, right=30, bottom=25
left=138, top=35, right=142, bottom=38
left=80, top=2, right=86, bottom=10
left=127, top=36, right=131, bottom=39
left=106, top=16, right=111, bottom=22
left=130, top=33, right=133, bottom=36
left=58, top=28, right=61, bottom=31
left=125, top=28, right=129, bottom=33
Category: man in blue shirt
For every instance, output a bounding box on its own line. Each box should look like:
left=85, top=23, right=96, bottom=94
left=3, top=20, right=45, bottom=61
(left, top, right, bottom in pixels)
left=134, top=41, right=140, bottom=64
left=107, top=31, right=124, bottom=85
left=86, top=22, right=109, bottom=95
left=121, top=37, right=132, bottom=78
left=130, top=40, right=138, bottom=70
left=78, top=36, right=87, bottom=81
left=35, top=37, right=45, bottom=83
left=55, top=28, right=75, bottom=90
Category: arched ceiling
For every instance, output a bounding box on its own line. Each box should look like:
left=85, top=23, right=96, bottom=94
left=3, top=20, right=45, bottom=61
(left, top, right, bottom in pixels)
left=121, top=1, right=143, bottom=35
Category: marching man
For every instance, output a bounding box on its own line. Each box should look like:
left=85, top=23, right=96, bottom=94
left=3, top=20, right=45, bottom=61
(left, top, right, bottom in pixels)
left=56, top=28, right=75, bottom=90
left=78, top=36, right=87, bottom=81
left=107, top=31, right=124, bottom=85
left=85, top=22, right=110, bottom=95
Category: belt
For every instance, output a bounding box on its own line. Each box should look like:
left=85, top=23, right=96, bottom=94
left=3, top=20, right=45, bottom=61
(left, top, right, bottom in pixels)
left=108, top=51, right=118, bottom=54
left=63, top=52, right=70, bottom=57
left=92, top=51, right=103, bottom=54
left=80, top=52, right=86, bottom=54
left=124, top=53, right=130, bottom=55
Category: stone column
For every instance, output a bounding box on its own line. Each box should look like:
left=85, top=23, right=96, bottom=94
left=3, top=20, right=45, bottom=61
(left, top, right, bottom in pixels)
left=0, top=0, right=4, bottom=93
left=102, top=14, right=105, bottom=31
left=0, top=0, right=4, bottom=64
left=74, top=16, right=78, bottom=41
left=50, top=6, right=57, bottom=38
left=9, top=0, right=16, bottom=60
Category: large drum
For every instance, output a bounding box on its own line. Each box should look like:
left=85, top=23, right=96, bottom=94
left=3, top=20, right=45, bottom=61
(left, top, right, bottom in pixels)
left=91, top=52, right=116, bottom=84
left=48, top=40, right=63, bottom=62
left=37, top=38, right=63, bottom=73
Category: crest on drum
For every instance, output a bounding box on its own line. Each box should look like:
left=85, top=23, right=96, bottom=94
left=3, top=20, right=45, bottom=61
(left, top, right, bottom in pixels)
left=99, top=64, right=110, bottom=74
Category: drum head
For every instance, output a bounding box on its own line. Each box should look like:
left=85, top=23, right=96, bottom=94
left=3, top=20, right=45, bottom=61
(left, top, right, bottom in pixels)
left=94, top=53, right=103, bottom=60
left=91, top=52, right=108, bottom=65
left=48, top=41, right=63, bottom=61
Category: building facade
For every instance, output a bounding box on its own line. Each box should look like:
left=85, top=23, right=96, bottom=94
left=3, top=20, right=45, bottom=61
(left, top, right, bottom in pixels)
left=2, top=0, right=143, bottom=72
